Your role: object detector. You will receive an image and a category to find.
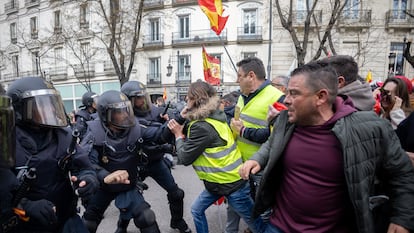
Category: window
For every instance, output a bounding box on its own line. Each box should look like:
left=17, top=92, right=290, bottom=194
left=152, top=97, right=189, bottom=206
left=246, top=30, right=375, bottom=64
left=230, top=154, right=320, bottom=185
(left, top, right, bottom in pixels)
left=344, top=0, right=360, bottom=19
left=54, top=10, right=61, bottom=31
left=10, top=23, right=17, bottom=43
left=297, top=0, right=313, bottom=21
left=178, top=55, right=190, bottom=80
left=243, top=9, right=257, bottom=34
left=389, top=42, right=405, bottom=75
left=150, top=18, right=160, bottom=41
left=81, top=42, right=90, bottom=60
left=80, top=3, right=89, bottom=28
left=149, top=57, right=161, bottom=84
left=179, top=15, right=190, bottom=39
left=393, top=0, right=407, bottom=19
left=32, top=51, right=39, bottom=73
left=30, top=17, right=38, bottom=38
left=54, top=47, right=63, bottom=67
left=12, top=55, right=19, bottom=76
left=242, top=52, right=257, bottom=59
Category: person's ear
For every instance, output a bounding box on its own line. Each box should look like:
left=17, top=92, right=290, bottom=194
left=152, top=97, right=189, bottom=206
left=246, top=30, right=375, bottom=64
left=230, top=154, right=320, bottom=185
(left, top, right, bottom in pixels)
left=338, top=76, right=346, bottom=88
left=316, top=89, right=329, bottom=105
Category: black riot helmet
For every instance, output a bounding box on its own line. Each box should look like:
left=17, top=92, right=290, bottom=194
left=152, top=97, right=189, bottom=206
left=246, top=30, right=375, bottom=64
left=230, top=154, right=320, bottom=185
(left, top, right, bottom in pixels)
left=0, top=85, right=15, bottom=168
left=6, top=77, right=68, bottom=128
left=97, top=90, right=135, bottom=129
left=120, top=81, right=152, bottom=116
left=80, top=91, right=98, bottom=109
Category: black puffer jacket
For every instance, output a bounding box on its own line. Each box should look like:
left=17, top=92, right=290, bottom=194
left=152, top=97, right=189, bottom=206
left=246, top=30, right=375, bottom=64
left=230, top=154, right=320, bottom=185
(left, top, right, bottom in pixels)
left=251, top=109, right=414, bottom=233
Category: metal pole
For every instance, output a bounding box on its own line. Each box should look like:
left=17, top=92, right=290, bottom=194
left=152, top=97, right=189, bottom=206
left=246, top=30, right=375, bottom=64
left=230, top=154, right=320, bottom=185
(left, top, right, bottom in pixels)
left=177, top=51, right=180, bottom=101
left=267, top=0, right=273, bottom=80
left=217, top=35, right=237, bottom=73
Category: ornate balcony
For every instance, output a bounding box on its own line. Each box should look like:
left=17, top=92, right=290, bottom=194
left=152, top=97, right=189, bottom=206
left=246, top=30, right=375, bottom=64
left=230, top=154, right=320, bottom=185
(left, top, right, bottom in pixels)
left=386, top=10, right=414, bottom=30
left=143, top=34, right=164, bottom=49
left=237, top=26, right=262, bottom=43
left=172, top=29, right=227, bottom=47
left=143, top=0, right=164, bottom=10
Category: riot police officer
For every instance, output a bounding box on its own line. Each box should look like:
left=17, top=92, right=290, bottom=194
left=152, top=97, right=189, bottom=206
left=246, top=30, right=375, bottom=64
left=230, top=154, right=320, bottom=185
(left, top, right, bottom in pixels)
left=81, top=90, right=162, bottom=233
left=6, top=77, right=99, bottom=233
left=121, top=81, right=191, bottom=233
left=0, top=84, right=19, bottom=233
left=74, top=91, right=98, bottom=141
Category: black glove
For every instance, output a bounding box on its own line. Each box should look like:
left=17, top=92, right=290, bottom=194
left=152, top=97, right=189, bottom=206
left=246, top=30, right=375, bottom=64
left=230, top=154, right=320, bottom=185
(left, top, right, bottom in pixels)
left=20, top=198, right=57, bottom=226
left=76, top=174, right=99, bottom=199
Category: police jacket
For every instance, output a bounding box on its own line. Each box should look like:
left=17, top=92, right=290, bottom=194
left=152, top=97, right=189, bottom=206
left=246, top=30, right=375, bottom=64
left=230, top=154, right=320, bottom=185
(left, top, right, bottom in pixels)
left=75, top=109, right=97, bottom=141
left=135, top=107, right=174, bottom=163
left=175, top=96, right=246, bottom=196
left=15, top=126, right=94, bottom=231
left=82, top=120, right=143, bottom=193
left=251, top=96, right=414, bottom=233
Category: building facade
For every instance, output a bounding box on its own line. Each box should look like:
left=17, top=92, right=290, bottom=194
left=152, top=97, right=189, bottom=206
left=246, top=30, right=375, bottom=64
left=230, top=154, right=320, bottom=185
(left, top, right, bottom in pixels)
left=0, top=0, right=413, bottom=112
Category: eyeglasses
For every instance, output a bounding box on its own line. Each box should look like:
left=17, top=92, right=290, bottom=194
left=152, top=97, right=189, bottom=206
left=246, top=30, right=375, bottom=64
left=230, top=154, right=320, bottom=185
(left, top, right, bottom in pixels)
left=379, top=88, right=391, bottom=97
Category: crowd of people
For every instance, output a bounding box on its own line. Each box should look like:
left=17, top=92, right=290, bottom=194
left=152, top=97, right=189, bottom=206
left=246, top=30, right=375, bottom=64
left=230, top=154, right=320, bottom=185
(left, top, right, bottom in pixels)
left=0, top=54, right=414, bottom=233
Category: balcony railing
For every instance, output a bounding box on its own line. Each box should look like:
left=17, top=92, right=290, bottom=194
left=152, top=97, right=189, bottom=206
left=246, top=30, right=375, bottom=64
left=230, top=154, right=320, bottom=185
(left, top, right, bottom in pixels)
left=172, top=29, right=227, bottom=47
left=143, top=34, right=164, bottom=49
left=338, top=10, right=371, bottom=27
left=176, top=72, right=191, bottom=85
left=237, top=26, right=263, bottom=43
left=147, top=73, right=161, bottom=87
left=172, top=0, right=197, bottom=7
left=386, top=10, right=414, bottom=29
left=49, top=66, right=68, bottom=80
left=5, top=1, right=19, bottom=14
left=143, top=0, right=164, bottom=10
left=25, top=0, right=40, bottom=8
left=73, top=64, right=95, bottom=78
left=292, top=10, right=323, bottom=27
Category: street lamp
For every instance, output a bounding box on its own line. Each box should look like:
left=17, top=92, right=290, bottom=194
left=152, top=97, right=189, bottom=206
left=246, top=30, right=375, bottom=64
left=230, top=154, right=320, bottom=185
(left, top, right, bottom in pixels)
left=166, top=51, right=191, bottom=78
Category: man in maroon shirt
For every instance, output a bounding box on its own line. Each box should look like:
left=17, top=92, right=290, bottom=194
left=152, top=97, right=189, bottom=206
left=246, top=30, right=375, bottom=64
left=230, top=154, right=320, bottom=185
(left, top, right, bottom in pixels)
left=239, top=61, right=414, bottom=233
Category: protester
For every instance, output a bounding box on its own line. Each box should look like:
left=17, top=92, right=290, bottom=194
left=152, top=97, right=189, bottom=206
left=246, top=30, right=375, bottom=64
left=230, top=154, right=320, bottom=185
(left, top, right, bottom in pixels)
left=167, top=81, right=260, bottom=233
left=374, top=77, right=412, bottom=129
left=81, top=90, right=165, bottom=233
left=228, top=57, right=284, bottom=233
left=6, top=77, right=100, bottom=233
left=121, top=80, right=191, bottom=233
left=271, top=75, right=288, bottom=103
left=220, top=91, right=239, bottom=125
left=239, top=62, right=414, bottom=233
left=317, top=55, right=376, bottom=111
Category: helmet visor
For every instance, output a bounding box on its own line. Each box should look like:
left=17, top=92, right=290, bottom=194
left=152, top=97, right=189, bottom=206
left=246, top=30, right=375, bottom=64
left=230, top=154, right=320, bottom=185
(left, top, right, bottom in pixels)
left=23, top=89, right=68, bottom=127
left=107, top=101, right=135, bottom=129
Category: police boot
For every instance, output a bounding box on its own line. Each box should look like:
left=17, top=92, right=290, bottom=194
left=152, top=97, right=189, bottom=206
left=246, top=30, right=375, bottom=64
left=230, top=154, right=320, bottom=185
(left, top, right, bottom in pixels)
left=114, top=218, right=130, bottom=233
left=168, top=188, right=192, bottom=233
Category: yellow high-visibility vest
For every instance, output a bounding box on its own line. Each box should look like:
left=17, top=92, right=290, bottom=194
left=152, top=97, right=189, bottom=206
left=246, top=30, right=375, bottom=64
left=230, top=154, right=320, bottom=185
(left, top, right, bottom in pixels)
left=236, top=85, right=283, bottom=161
left=188, top=118, right=243, bottom=184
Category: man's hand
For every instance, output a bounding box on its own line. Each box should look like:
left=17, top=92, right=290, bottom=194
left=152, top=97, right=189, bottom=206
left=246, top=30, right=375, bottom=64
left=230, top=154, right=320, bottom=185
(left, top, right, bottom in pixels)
left=103, top=170, right=130, bottom=184
left=387, top=223, right=409, bottom=233
left=71, top=174, right=99, bottom=198
left=160, top=113, right=169, bottom=121
left=230, top=118, right=244, bottom=135
left=267, top=104, right=280, bottom=122
left=406, top=152, right=414, bottom=167
left=239, top=160, right=261, bottom=180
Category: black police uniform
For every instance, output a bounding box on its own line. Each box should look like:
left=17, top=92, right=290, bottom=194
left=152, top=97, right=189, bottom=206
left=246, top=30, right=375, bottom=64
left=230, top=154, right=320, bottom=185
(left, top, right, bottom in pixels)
left=120, top=80, right=190, bottom=233
left=74, top=92, right=98, bottom=141
left=81, top=90, right=161, bottom=233
left=6, top=77, right=99, bottom=233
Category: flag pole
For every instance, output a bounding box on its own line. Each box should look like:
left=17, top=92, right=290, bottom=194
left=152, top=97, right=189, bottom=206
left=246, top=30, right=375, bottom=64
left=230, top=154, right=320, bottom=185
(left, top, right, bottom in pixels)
left=217, top=35, right=237, bottom=74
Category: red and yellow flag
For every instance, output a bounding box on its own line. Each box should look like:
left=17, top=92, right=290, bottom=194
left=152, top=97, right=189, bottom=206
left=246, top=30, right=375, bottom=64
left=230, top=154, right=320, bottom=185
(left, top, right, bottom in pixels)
left=162, top=87, right=167, bottom=100
left=198, top=0, right=229, bottom=35
left=202, top=46, right=221, bottom=86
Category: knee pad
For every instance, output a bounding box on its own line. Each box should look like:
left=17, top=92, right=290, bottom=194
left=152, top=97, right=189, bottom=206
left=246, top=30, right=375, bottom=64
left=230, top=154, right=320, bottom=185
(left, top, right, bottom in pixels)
left=133, top=205, right=157, bottom=229
left=167, top=187, right=184, bottom=202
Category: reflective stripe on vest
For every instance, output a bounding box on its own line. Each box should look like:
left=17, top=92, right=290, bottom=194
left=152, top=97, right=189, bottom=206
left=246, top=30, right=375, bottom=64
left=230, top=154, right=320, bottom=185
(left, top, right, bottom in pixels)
left=188, top=118, right=243, bottom=184
left=236, top=85, right=283, bottom=161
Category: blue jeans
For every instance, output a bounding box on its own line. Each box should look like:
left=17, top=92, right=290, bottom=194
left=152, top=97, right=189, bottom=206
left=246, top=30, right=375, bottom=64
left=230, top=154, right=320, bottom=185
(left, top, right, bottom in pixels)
left=191, top=182, right=260, bottom=233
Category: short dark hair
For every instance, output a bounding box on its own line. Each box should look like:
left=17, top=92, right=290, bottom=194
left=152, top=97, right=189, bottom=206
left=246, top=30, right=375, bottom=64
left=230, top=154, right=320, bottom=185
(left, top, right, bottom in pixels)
left=236, top=57, right=266, bottom=80
left=317, top=55, right=358, bottom=85
left=221, top=92, right=237, bottom=105
left=291, top=61, right=338, bottom=104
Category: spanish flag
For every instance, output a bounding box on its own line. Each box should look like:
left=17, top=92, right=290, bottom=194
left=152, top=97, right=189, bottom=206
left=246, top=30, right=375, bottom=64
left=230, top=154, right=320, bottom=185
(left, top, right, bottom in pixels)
left=198, top=0, right=229, bottom=35
left=202, top=46, right=221, bottom=86
left=365, top=70, right=372, bottom=83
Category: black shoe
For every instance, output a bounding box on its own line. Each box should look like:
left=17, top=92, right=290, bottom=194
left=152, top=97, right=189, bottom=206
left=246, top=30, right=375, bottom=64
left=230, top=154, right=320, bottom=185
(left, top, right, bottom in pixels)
left=170, top=219, right=192, bottom=233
